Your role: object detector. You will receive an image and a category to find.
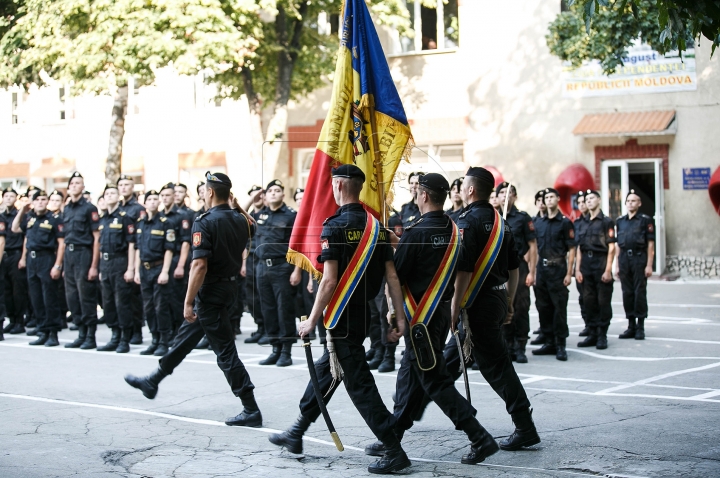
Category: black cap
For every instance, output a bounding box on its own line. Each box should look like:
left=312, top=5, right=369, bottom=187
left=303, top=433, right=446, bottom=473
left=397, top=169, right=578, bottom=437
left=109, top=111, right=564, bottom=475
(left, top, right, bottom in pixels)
left=68, top=171, right=83, bottom=185
left=495, top=181, right=517, bottom=196
left=206, top=171, right=232, bottom=188
left=2, top=186, right=17, bottom=197
left=33, top=189, right=48, bottom=198
left=577, top=190, right=585, bottom=198
left=418, top=173, right=450, bottom=194
left=196, top=181, right=205, bottom=195
left=176, top=183, right=188, bottom=191
left=535, top=190, right=545, bottom=201
left=145, top=189, right=160, bottom=199
left=585, top=189, right=600, bottom=198
left=49, top=189, right=64, bottom=198
left=103, top=184, right=118, bottom=195
left=117, top=174, right=133, bottom=184
left=626, top=189, right=640, bottom=200
left=331, top=164, right=365, bottom=182
left=465, top=167, right=495, bottom=187
left=293, top=188, right=305, bottom=201
left=247, top=185, right=263, bottom=196
left=160, top=182, right=176, bottom=192
left=544, top=188, right=560, bottom=197
left=450, top=177, right=463, bottom=190
left=83, top=190, right=91, bottom=195
left=26, top=186, right=40, bottom=200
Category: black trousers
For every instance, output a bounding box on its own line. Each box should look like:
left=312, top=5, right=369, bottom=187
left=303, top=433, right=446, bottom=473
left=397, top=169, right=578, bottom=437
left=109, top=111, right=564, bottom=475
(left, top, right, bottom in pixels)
left=130, top=281, right=144, bottom=328
left=394, top=302, right=477, bottom=432
left=503, top=259, right=531, bottom=343
left=576, top=279, right=587, bottom=326
left=257, top=261, right=296, bottom=344
left=580, top=253, right=614, bottom=329
left=227, top=274, right=245, bottom=328
left=140, top=264, right=173, bottom=336
left=298, top=307, right=398, bottom=445
left=618, top=250, right=648, bottom=320
left=160, top=318, right=205, bottom=373
left=244, top=254, right=264, bottom=327
left=534, top=262, right=569, bottom=341
left=26, top=252, right=63, bottom=333
left=100, top=255, right=134, bottom=330
left=64, top=247, right=98, bottom=326
left=2, top=250, right=28, bottom=322
left=168, top=255, right=187, bottom=331
left=467, top=289, right=532, bottom=415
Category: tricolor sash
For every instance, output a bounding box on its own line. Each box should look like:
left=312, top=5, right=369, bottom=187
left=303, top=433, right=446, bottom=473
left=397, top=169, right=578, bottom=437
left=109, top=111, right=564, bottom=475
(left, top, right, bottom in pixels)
left=324, top=211, right=380, bottom=329
left=402, top=222, right=461, bottom=326
left=460, top=208, right=505, bottom=309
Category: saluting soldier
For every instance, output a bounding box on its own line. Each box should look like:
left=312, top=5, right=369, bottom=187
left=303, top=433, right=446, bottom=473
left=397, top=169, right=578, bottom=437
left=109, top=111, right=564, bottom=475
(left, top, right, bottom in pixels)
left=269, top=165, right=411, bottom=474
left=445, top=177, right=465, bottom=223
left=12, top=191, right=64, bottom=347
left=615, top=190, right=655, bottom=340
left=241, top=185, right=266, bottom=344
left=125, top=172, right=263, bottom=428
left=575, top=190, right=616, bottom=350
left=531, top=188, right=575, bottom=361
left=63, top=172, right=101, bottom=350
left=134, top=190, right=175, bottom=356
left=496, top=182, right=538, bottom=363
left=96, top=185, right=137, bottom=353
left=398, top=171, right=424, bottom=231
left=451, top=167, right=540, bottom=453
left=574, top=191, right=591, bottom=337
left=2, top=187, right=30, bottom=335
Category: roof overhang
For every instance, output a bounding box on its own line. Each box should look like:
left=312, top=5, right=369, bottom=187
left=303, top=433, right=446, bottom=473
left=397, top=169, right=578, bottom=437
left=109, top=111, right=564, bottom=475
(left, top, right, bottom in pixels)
left=573, top=110, right=677, bottom=138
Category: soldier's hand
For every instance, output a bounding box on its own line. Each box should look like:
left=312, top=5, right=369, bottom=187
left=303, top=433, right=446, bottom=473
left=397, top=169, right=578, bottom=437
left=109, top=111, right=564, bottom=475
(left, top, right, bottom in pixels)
left=173, top=265, right=184, bottom=279
left=240, top=263, right=246, bottom=277
left=601, top=271, right=613, bottom=283
left=290, top=267, right=301, bottom=286
left=505, top=300, right=514, bottom=324
left=50, top=267, right=61, bottom=280
left=134, top=271, right=141, bottom=285
left=298, top=318, right=315, bottom=338
left=18, top=258, right=26, bottom=269
left=575, top=271, right=583, bottom=284
left=525, top=273, right=536, bottom=287
left=158, top=271, right=169, bottom=284
left=644, top=265, right=653, bottom=278
left=307, top=279, right=314, bottom=293
left=184, top=303, right=197, bottom=323
left=124, top=269, right=134, bottom=282
left=88, top=266, right=99, bottom=281
left=563, top=274, right=572, bottom=286
left=19, top=196, right=31, bottom=213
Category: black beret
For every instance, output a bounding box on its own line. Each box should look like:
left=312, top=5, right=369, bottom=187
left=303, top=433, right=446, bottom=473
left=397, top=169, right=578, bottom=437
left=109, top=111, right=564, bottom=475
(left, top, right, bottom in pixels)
left=176, top=183, right=188, bottom=191
left=247, top=185, right=262, bottom=196
left=577, top=190, right=585, bottom=198
left=418, top=173, right=450, bottom=194
left=50, top=189, right=64, bottom=199
left=266, top=179, right=285, bottom=191
left=331, top=164, right=365, bottom=182
left=293, top=188, right=305, bottom=201
left=495, top=181, right=517, bottom=196
left=196, top=181, right=205, bottom=195
left=103, top=184, right=118, bottom=195
left=407, top=171, right=425, bottom=183
left=2, top=187, right=17, bottom=196
left=450, top=177, right=463, bottom=190
left=544, top=188, right=560, bottom=197
left=585, top=189, right=601, bottom=198
left=145, top=189, right=160, bottom=199
left=626, top=189, right=640, bottom=200
left=206, top=171, right=232, bottom=188
left=535, top=190, right=545, bottom=201
left=465, top=167, right=495, bottom=186
left=33, top=189, right=48, bottom=198
left=27, top=186, right=41, bottom=200
left=117, top=174, right=133, bottom=184
left=160, top=182, right=176, bottom=192
left=26, top=185, right=39, bottom=193
left=68, top=171, right=83, bottom=185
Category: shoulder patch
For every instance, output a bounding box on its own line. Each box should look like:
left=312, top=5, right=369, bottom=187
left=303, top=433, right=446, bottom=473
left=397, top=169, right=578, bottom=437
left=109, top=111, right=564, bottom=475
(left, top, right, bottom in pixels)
left=193, top=232, right=202, bottom=246
left=167, top=230, right=176, bottom=242
left=569, top=229, right=575, bottom=239
left=159, top=217, right=167, bottom=222
left=91, top=211, right=99, bottom=222
left=119, top=211, right=126, bottom=216
left=528, top=220, right=535, bottom=231
left=608, top=228, right=615, bottom=238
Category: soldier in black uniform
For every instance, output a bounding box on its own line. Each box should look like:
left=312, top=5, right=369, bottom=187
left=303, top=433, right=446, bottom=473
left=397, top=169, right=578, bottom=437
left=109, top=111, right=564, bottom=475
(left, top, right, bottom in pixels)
left=2, top=187, right=30, bottom=335
left=96, top=185, right=137, bottom=353
left=398, top=171, right=424, bottom=230
left=134, top=190, right=175, bottom=355
left=242, top=185, right=266, bottom=344
left=63, top=172, right=101, bottom=349
left=531, top=189, right=547, bottom=338
left=268, top=165, right=411, bottom=474
left=452, top=167, right=540, bottom=452
left=118, top=174, right=147, bottom=344
left=615, top=190, right=655, bottom=340
left=173, top=183, right=193, bottom=213
left=445, top=177, right=465, bottom=223
left=125, top=172, right=263, bottom=428
left=576, top=190, right=616, bottom=350
left=531, top=188, right=575, bottom=361
left=12, top=191, right=64, bottom=346
left=574, top=191, right=591, bottom=337
left=496, top=182, right=538, bottom=363
left=254, top=179, right=300, bottom=367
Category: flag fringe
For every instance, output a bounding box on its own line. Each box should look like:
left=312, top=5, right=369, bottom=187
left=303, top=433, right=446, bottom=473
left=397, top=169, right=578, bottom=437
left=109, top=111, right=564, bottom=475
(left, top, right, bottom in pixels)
left=286, top=249, right=323, bottom=282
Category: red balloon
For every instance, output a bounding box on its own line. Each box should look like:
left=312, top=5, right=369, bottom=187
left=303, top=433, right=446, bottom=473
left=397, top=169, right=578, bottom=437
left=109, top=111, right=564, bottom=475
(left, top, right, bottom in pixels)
left=554, top=164, right=596, bottom=218
left=482, top=166, right=505, bottom=187
left=710, top=166, right=720, bottom=216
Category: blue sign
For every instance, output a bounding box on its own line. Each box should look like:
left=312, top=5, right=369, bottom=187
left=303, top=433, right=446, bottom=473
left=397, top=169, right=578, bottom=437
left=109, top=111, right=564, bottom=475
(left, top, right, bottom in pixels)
left=683, top=168, right=711, bottom=190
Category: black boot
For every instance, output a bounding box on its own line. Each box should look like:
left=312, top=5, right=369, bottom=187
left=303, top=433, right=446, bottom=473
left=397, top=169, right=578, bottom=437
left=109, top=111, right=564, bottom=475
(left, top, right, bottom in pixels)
left=276, top=342, right=293, bottom=367
left=515, top=338, right=528, bottom=364
left=29, top=332, right=49, bottom=346
left=532, top=336, right=557, bottom=355
left=44, top=331, right=60, bottom=347
left=268, top=414, right=311, bottom=454
left=378, top=344, right=396, bottom=373
left=98, top=328, right=121, bottom=352
left=26, top=328, right=38, bottom=336
left=65, top=325, right=87, bottom=348
left=140, top=333, right=159, bottom=355
left=619, top=318, right=637, bottom=339
left=257, top=333, right=271, bottom=345
left=530, top=331, right=546, bottom=345
left=532, top=327, right=540, bottom=335
left=365, top=430, right=404, bottom=457
left=195, top=336, right=210, bottom=349
left=577, top=328, right=598, bottom=347
left=0, top=319, right=4, bottom=341
left=259, top=344, right=281, bottom=365
left=124, top=367, right=168, bottom=399
left=461, top=419, right=500, bottom=464
left=153, top=333, right=170, bottom=356
left=368, top=344, right=385, bottom=369
left=579, top=326, right=590, bottom=337
left=499, top=408, right=541, bottom=451
left=555, top=338, right=567, bottom=361
left=244, top=326, right=264, bottom=344
left=367, top=441, right=411, bottom=474
left=80, top=325, right=97, bottom=349
left=225, top=392, right=263, bottom=427
left=130, top=323, right=143, bottom=345
left=116, top=328, right=132, bottom=353
left=9, top=320, right=25, bottom=334
left=635, top=318, right=646, bottom=340
left=596, top=326, right=608, bottom=350
left=365, top=347, right=376, bottom=361
left=2, top=318, right=12, bottom=334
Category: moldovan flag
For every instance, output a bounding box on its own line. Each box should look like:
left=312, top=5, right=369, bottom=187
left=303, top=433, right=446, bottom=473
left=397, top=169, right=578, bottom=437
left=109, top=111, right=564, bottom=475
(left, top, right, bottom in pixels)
left=286, top=0, right=413, bottom=279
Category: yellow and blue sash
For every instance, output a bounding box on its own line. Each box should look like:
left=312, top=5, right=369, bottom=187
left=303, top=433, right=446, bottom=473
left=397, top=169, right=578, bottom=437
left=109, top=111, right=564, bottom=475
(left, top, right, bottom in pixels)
left=324, top=211, right=380, bottom=329
left=403, top=222, right=460, bottom=326
left=460, top=208, right=505, bottom=309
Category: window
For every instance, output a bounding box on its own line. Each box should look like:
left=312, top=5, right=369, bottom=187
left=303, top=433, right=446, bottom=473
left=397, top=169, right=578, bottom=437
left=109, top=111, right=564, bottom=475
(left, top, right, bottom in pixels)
left=11, top=92, right=18, bottom=124
left=401, top=0, right=459, bottom=53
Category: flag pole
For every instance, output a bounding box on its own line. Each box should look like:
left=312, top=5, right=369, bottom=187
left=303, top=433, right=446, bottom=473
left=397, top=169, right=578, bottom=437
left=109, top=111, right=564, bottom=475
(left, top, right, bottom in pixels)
left=367, top=104, right=387, bottom=225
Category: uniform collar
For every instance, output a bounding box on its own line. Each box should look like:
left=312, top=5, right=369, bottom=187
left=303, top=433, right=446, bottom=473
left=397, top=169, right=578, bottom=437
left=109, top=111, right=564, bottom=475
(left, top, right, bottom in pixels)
left=589, top=210, right=606, bottom=221
left=545, top=210, right=565, bottom=222
left=69, top=196, right=87, bottom=207
left=506, top=205, right=519, bottom=217
left=269, top=203, right=288, bottom=213
left=422, top=209, right=445, bottom=219
left=467, top=199, right=491, bottom=210
left=122, top=196, right=138, bottom=207
left=209, top=204, right=231, bottom=212
left=336, top=202, right=364, bottom=214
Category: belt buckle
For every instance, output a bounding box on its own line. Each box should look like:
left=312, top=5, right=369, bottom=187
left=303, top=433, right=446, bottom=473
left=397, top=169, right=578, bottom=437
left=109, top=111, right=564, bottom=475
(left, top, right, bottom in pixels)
left=30, top=251, right=36, bottom=259
left=68, top=244, right=74, bottom=252
left=587, top=250, right=593, bottom=258
left=266, top=259, right=272, bottom=267
left=627, top=250, right=633, bottom=256
left=542, top=258, right=548, bottom=267
left=103, top=252, right=109, bottom=261
left=144, top=262, right=151, bottom=270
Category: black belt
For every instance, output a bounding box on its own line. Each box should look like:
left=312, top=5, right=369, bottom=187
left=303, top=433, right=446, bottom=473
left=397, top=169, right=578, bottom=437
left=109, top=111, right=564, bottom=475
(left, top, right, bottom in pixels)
left=29, top=250, right=55, bottom=258
left=541, top=257, right=566, bottom=267
left=4, top=249, right=21, bottom=256
left=66, top=244, right=91, bottom=252
left=203, top=276, right=237, bottom=285
left=102, top=252, right=127, bottom=261
left=262, top=257, right=287, bottom=267
left=142, top=260, right=164, bottom=270
left=582, top=250, right=607, bottom=258
left=623, top=248, right=646, bottom=257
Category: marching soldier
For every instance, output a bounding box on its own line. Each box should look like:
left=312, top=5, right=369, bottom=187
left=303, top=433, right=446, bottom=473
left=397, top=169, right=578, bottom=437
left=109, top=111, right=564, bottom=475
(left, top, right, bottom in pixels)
left=531, top=188, right=575, bottom=361
left=399, top=172, right=424, bottom=230
left=615, top=190, right=655, bottom=340
left=242, top=185, right=266, bottom=344
left=63, top=172, right=101, bottom=349
left=254, top=179, right=300, bottom=367
left=11, top=191, right=64, bottom=347
left=96, top=185, right=136, bottom=353
left=134, top=190, right=175, bottom=356
left=2, top=187, right=30, bottom=335
left=446, top=177, right=465, bottom=223
left=125, top=173, right=263, bottom=428
left=496, top=182, right=538, bottom=363
left=575, top=190, right=616, bottom=350
left=574, top=191, right=591, bottom=337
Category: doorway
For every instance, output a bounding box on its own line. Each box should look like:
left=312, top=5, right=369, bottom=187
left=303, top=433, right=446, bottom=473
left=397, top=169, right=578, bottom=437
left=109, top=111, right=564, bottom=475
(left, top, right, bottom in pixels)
left=601, top=159, right=665, bottom=274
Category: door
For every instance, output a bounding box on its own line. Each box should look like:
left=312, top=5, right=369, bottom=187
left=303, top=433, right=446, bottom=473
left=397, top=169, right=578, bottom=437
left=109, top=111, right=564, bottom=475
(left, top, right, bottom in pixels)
left=601, top=159, right=665, bottom=274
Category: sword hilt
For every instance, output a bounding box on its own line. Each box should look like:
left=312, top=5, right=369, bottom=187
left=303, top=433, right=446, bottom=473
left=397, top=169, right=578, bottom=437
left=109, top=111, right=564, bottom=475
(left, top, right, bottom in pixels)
left=301, top=315, right=311, bottom=347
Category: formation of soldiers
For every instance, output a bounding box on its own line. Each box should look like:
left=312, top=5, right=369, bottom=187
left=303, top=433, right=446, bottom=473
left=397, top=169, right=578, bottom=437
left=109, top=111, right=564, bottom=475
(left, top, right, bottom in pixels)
left=0, top=167, right=655, bottom=474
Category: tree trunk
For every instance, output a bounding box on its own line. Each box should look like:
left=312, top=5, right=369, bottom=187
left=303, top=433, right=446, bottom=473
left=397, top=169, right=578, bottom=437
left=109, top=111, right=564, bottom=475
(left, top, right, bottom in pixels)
left=105, top=86, right=128, bottom=184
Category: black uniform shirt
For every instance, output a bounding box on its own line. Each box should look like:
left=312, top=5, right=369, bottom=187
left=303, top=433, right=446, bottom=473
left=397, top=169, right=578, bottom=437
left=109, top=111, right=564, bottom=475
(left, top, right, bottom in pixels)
left=505, top=205, right=537, bottom=258
left=119, top=196, right=146, bottom=221
left=1, top=207, right=24, bottom=251
left=457, top=200, right=519, bottom=291
left=578, top=211, right=616, bottom=254
left=319, top=203, right=392, bottom=308
left=616, top=213, right=655, bottom=251
left=136, top=214, right=175, bottom=262
left=394, top=210, right=456, bottom=303
left=192, top=204, right=255, bottom=281
left=22, top=211, right=64, bottom=252
left=160, top=206, right=191, bottom=254
left=535, top=212, right=575, bottom=259
left=247, top=208, right=263, bottom=255
left=98, top=208, right=136, bottom=253
left=254, top=203, right=296, bottom=260
left=399, top=201, right=420, bottom=230
left=445, top=206, right=464, bottom=224
left=573, top=214, right=589, bottom=250
left=62, top=197, right=100, bottom=247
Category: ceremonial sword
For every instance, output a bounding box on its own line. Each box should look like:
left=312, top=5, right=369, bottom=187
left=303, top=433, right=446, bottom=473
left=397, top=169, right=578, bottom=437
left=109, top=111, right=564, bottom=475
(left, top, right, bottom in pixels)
left=454, top=325, right=471, bottom=404
left=301, top=316, right=344, bottom=451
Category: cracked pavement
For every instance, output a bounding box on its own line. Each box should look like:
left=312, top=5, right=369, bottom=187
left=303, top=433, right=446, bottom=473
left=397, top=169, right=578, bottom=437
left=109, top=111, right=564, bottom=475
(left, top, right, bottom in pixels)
left=1, top=280, right=719, bottom=477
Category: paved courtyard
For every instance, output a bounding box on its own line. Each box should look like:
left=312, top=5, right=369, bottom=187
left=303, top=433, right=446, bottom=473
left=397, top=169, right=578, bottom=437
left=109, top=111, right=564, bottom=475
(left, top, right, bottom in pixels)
left=1, top=280, right=719, bottom=477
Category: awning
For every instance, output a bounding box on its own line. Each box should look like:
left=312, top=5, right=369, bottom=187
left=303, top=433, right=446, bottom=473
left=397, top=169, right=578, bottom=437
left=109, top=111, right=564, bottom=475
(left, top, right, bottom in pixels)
left=31, top=157, right=76, bottom=179
left=573, top=110, right=676, bottom=137
left=0, top=161, right=30, bottom=179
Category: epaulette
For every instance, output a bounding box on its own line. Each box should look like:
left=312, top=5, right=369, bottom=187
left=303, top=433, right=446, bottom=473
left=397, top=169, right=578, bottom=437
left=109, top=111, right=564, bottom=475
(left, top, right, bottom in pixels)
left=136, top=217, right=143, bottom=223
left=159, top=217, right=167, bottom=222
left=196, top=210, right=210, bottom=221
left=405, top=217, right=424, bottom=230
left=287, top=206, right=296, bottom=213
left=53, top=213, right=60, bottom=219
left=459, top=211, right=468, bottom=219
left=119, top=211, right=126, bottom=216
left=99, top=212, right=105, bottom=218
left=322, top=213, right=339, bottom=225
